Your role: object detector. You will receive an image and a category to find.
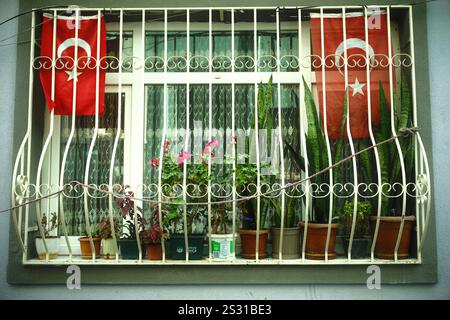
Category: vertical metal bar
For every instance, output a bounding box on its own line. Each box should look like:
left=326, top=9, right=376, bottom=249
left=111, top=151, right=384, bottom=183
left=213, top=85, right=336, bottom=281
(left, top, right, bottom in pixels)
left=182, top=9, right=190, bottom=262
left=24, top=11, right=49, bottom=260
left=35, top=13, right=56, bottom=260
left=319, top=7, right=335, bottom=262
left=275, top=8, right=286, bottom=262
left=207, top=8, right=213, bottom=261
left=11, top=144, right=26, bottom=254
left=231, top=8, right=237, bottom=261
left=386, top=7, right=407, bottom=262
left=108, top=11, right=122, bottom=262
left=417, top=134, right=431, bottom=253
left=298, top=8, right=310, bottom=262
left=364, top=7, right=383, bottom=262
left=156, top=9, right=168, bottom=262
left=13, top=10, right=37, bottom=257
left=253, top=8, right=261, bottom=261
left=83, top=9, right=103, bottom=262
left=341, top=8, right=359, bottom=261
left=408, top=6, right=431, bottom=256
left=408, top=6, right=421, bottom=261
left=141, top=9, right=147, bottom=261
left=52, top=8, right=71, bottom=260
left=23, top=10, right=37, bottom=262
left=59, top=9, right=80, bottom=261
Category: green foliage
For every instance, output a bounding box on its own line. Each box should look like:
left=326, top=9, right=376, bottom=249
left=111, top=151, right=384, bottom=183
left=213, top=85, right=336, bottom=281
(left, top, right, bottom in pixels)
left=270, top=196, right=297, bottom=228
left=332, top=90, right=348, bottom=185
left=340, top=200, right=372, bottom=239
left=38, top=212, right=58, bottom=237
left=237, top=75, right=287, bottom=230
left=98, top=218, right=120, bottom=240
left=256, top=75, right=273, bottom=147
left=376, top=74, right=414, bottom=216
left=302, top=78, right=338, bottom=223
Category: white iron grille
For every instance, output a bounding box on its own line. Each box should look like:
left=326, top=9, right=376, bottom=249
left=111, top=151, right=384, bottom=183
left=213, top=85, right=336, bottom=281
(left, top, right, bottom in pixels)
left=11, top=5, right=431, bottom=265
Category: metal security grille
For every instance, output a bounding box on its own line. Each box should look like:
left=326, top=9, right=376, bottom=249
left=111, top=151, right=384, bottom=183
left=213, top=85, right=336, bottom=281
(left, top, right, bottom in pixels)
left=11, top=5, right=432, bottom=266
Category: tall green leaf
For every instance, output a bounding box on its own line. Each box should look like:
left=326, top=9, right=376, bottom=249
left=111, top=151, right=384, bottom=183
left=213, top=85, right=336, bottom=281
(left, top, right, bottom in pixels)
left=358, top=139, right=373, bottom=183
left=332, top=90, right=348, bottom=184
left=303, top=77, right=325, bottom=176
left=376, top=82, right=391, bottom=213
left=390, top=74, right=412, bottom=187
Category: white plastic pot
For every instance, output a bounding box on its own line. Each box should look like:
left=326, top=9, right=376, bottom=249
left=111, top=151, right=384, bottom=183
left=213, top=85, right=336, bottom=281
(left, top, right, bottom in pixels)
left=210, top=234, right=235, bottom=260
left=35, top=237, right=60, bottom=260
left=101, top=238, right=118, bottom=259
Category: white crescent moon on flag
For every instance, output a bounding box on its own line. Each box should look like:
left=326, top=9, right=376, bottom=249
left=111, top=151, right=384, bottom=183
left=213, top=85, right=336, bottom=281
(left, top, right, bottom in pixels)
left=334, top=38, right=375, bottom=72
left=57, top=38, right=92, bottom=81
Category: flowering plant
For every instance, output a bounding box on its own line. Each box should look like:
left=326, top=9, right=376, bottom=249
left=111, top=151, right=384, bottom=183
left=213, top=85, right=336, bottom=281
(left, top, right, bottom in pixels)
left=150, top=139, right=220, bottom=235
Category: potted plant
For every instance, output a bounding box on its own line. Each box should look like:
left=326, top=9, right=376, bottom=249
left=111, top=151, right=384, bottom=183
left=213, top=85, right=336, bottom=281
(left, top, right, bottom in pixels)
left=296, top=79, right=341, bottom=260
left=151, top=140, right=208, bottom=260
left=35, top=212, right=59, bottom=260
left=78, top=224, right=101, bottom=259
left=210, top=201, right=235, bottom=260
left=98, top=217, right=120, bottom=259
left=369, top=76, right=416, bottom=259
left=340, top=200, right=372, bottom=259
left=115, top=187, right=146, bottom=259
left=140, top=206, right=168, bottom=260
left=236, top=77, right=274, bottom=259
left=270, top=197, right=301, bottom=259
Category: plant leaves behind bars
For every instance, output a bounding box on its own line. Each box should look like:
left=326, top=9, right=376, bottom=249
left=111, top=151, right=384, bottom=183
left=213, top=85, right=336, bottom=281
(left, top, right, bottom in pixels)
left=332, top=90, right=348, bottom=185
left=376, top=81, right=391, bottom=214
left=390, top=74, right=413, bottom=188
left=303, top=77, right=325, bottom=177
left=302, top=77, right=329, bottom=222
left=283, top=140, right=307, bottom=173
left=399, top=74, right=411, bottom=130
left=358, top=139, right=373, bottom=184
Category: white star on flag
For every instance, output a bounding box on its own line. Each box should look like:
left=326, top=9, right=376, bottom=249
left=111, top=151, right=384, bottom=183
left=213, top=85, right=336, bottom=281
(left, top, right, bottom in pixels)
left=65, top=70, right=82, bottom=81
left=349, top=77, right=366, bottom=96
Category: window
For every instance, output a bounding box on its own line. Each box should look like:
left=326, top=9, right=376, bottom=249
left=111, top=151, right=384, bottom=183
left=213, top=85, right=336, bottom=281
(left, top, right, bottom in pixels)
left=11, top=5, right=432, bottom=268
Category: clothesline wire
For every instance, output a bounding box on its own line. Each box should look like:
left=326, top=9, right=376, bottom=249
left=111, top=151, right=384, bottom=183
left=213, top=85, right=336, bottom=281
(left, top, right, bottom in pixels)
left=0, top=0, right=440, bottom=48
left=0, top=126, right=420, bottom=214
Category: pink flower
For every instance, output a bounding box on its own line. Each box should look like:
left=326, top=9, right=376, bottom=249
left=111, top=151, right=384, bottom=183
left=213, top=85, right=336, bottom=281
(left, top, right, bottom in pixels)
left=203, top=139, right=219, bottom=154
left=177, top=151, right=191, bottom=166
left=163, top=140, right=171, bottom=155
left=151, top=158, right=159, bottom=168
left=231, top=136, right=237, bottom=145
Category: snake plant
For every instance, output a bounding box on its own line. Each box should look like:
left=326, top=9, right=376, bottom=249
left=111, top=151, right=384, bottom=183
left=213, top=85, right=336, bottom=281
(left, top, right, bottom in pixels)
left=284, top=74, right=414, bottom=221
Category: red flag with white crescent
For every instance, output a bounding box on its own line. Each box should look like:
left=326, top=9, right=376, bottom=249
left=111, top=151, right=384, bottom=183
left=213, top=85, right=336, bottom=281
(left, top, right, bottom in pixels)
left=310, top=12, right=392, bottom=139
left=39, top=13, right=106, bottom=116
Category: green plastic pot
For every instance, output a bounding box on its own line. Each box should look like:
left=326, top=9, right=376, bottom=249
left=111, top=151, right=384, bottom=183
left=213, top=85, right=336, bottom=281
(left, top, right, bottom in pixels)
left=169, top=234, right=205, bottom=260
left=118, top=239, right=140, bottom=259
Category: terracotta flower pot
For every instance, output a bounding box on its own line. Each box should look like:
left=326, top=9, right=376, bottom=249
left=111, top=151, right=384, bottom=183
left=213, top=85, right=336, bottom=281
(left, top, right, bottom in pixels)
left=370, top=216, right=415, bottom=259
left=78, top=237, right=101, bottom=259
left=271, top=227, right=301, bottom=259
left=145, top=243, right=163, bottom=260
left=299, top=222, right=339, bottom=260
left=239, top=229, right=269, bottom=259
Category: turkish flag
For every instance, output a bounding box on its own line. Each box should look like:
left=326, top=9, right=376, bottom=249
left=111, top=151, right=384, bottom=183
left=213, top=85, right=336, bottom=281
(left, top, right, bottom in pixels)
left=310, top=12, right=391, bottom=139
left=39, top=13, right=106, bottom=116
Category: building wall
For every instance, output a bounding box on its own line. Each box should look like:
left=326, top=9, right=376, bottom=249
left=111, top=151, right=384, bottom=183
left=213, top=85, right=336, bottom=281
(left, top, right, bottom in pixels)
left=0, top=0, right=449, bottom=299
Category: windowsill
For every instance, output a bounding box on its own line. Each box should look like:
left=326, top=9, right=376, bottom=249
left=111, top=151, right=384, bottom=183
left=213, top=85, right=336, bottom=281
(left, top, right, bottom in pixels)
left=24, top=256, right=421, bottom=266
